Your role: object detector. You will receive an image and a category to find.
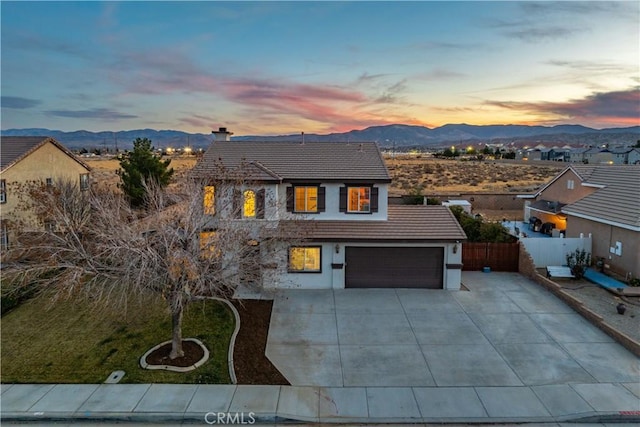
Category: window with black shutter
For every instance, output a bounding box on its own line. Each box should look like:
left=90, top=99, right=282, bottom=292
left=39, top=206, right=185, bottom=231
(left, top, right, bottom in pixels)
left=342, top=185, right=377, bottom=213
left=256, top=189, right=265, bottom=219
left=287, top=184, right=324, bottom=213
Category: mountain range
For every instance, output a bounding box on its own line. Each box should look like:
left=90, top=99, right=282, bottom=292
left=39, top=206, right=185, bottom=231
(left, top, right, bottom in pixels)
left=2, top=124, right=638, bottom=151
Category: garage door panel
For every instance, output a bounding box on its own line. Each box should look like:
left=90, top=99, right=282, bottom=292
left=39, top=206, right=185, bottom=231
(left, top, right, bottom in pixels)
left=345, top=247, right=443, bottom=289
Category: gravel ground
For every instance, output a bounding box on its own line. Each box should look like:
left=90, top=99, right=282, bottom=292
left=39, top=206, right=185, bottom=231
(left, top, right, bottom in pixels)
left=549, top=275, right=640, bottom=343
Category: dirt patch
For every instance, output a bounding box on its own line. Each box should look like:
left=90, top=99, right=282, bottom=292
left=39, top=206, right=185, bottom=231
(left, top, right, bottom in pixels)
left=548, top=274, right=640, bottom=344
left=144, top=340, right=204, bottom=367
left=232, top=300, right=290, bottom=385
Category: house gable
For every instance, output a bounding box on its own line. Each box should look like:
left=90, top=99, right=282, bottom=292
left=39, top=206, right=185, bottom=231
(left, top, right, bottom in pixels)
left=1, top=136, right=91, bottom=174
left=534, top=166, right=596, bottom=205
left=0, top=137, right=92, bottom=231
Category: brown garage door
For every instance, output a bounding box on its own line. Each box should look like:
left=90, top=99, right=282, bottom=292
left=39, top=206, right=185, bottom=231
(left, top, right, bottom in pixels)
left=345, top=247, right=444, bottom=288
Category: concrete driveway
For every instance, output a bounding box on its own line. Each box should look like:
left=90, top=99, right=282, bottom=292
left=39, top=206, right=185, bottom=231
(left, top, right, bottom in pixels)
left=266, top=271, right=639, bottom=387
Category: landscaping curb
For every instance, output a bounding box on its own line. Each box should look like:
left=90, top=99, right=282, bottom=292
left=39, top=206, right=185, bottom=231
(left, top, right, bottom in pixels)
left=191, top=296, right=240, bottom=384
left=139, top=338, right=209, bottom=373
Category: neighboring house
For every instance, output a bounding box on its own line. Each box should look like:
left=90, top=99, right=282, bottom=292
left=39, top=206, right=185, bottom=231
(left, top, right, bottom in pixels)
left=562, top=166, right=640, bottom=280
left=548, top=147, right=570, bottom=162
left=569, top=147, right=590, bottom=163
left=628, top=148, right=640, bottom=165
left=0, top=136, right=91, bottom=248
left=583, top=147, right=613, bottom=164
left=520, top=164, right=598, bottom=230
left=521, top=164, right=640, bottom=279
left=191, top=131, right=466, bottom=290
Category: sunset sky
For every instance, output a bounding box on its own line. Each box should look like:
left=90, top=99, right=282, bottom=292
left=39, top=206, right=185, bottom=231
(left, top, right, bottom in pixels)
left=1, top=1, right=638, bottom=135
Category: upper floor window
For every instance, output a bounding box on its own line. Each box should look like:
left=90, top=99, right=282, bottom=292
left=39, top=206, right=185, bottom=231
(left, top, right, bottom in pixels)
left=80, top=174, right=89, bottom=191
left=243, top=190, right=256, bottom=218
left=348, top=187, right=370, bottom=212
left=567, top=179, right=574, bottom=190
left=0, top=180, right=6, bottom=204
left=288, top=246, right=321, bottom=273
left=296, top=186, right=317, bottom=212
left=286, top=185, right=325, bottom=213
left=339, top=185, right=379, bottom=214
left=203, top=186, right=215, bottom=215
left=46, top=177, right=53, bottom=187
left=233, top=188, right=265, bottom=219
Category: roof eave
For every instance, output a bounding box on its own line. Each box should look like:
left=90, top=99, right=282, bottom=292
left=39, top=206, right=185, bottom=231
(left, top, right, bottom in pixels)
left=308, top=237, right=468, bottom=243
left=561, top=209, right=640, bottom=232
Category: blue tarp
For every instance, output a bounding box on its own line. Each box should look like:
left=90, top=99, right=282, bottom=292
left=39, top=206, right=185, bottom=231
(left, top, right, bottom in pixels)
left=583, top=268, right=628, bottom=289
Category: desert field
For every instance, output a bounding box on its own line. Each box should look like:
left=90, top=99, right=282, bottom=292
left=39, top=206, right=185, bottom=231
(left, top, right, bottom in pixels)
left=85, top=156, right=198, bottom=189
left=86, top=155, right=562, bottom=193
left=385, top=156, right=563, bottom=195
left=85, top=154, right=563, bottom=220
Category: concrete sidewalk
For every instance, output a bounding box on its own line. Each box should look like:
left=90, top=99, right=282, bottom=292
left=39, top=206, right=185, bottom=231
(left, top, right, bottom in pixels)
left=2, top=382, right=640, bottom=424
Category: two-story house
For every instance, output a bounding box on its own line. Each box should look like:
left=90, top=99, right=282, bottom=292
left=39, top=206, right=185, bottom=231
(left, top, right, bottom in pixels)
left=191, top=130, right=466, bottom=290
left=0, top=136, right=91, bottom=249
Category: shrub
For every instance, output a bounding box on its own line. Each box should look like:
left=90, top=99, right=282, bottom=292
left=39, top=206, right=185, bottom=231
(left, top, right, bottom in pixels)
left=566, top=249, right=591, bottom=279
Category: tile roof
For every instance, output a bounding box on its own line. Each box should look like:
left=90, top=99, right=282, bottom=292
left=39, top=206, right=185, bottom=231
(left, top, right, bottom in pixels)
left=569, top=164, right=598, bottom=181
left=1, top=136, right=90, bottom=172
left=562, top=165, right=640, bottom=231
left=295, top=205, right=467, bottom=242
left=191, top=141, right=391, bottom=182
left=529, top=199, right=567, bottom=215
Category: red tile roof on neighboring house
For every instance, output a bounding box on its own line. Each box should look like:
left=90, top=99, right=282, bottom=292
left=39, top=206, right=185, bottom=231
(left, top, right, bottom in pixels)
left=191, top=141, right=391, bottom=183
left=562, top=165, right=640, bottom=231
left=0, top=136, right=91, bottom=172
left=288, top=205, right=467, bottom=242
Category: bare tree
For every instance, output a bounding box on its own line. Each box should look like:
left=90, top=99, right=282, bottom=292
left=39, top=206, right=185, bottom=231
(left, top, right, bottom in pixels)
left=3, top=169, right=308, bottom=359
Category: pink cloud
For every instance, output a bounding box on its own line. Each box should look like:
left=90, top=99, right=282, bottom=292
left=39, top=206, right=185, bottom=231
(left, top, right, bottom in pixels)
left=109, top=48, right=432, bottom=132
left=484, top=88, right=640, bottom=127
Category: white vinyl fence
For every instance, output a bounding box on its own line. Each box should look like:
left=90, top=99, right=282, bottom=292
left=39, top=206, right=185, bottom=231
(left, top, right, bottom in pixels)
left=521, top=235, right=592, bottom=268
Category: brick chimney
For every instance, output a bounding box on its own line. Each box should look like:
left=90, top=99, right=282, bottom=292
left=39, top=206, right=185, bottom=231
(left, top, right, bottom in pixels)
left=212, top=127, right=233, bottom=142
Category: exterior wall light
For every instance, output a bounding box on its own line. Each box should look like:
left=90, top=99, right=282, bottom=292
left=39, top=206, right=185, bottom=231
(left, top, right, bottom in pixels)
left=453, top=242, right=459, bottom=254
left=335, top=243, right=340, bottom=254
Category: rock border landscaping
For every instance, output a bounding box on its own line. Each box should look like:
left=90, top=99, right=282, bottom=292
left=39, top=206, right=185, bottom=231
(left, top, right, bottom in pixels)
left=139, top=338, right=209, bottom=372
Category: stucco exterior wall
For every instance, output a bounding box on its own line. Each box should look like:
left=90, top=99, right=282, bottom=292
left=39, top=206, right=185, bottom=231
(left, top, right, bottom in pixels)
left=566, top=216, right=640, bottom=279
left=279, top=183, right=389, bottom=221
left=264, top=241, right=462, bottom=290
left=539, top=169, right=595, bottom=205
left=1, top=141, right=90, bottom=229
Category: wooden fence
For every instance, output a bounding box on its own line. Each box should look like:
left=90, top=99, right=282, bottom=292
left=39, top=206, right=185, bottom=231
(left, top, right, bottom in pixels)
left=462, top=242, right=520, bottom=272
